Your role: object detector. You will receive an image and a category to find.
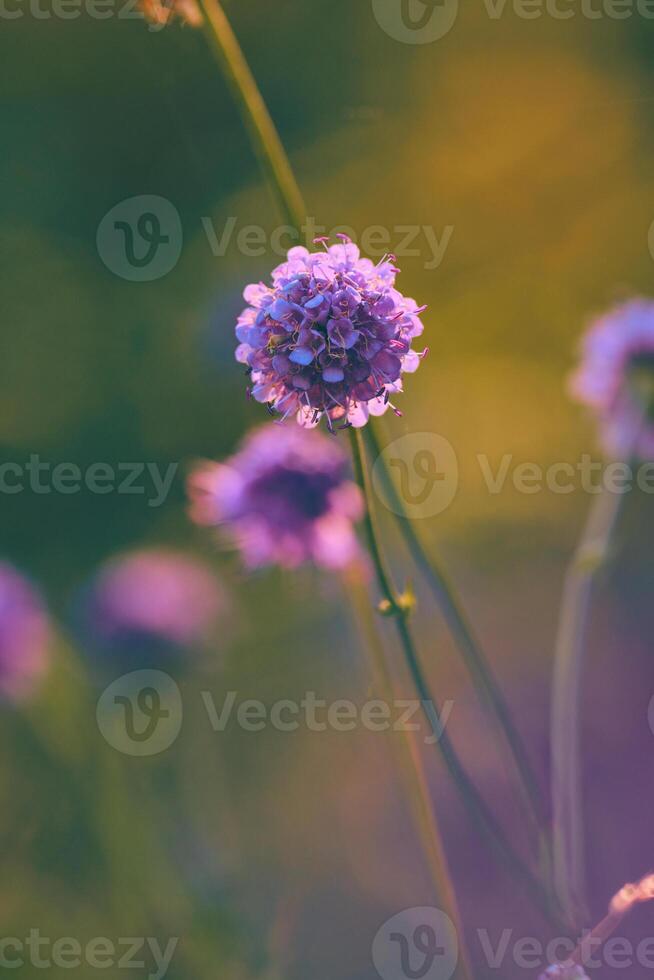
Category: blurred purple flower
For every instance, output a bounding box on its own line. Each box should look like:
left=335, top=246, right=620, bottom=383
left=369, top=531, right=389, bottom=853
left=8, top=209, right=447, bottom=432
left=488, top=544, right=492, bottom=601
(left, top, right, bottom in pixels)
left=0, top=562, right=50, bottom=702
left=569, top=299, right=654, bottom=459
left=82, top=549, right=224, bottom=664
left=235, top=237, right=427, bottom=430
left=187, top=424, right=364, bottom=570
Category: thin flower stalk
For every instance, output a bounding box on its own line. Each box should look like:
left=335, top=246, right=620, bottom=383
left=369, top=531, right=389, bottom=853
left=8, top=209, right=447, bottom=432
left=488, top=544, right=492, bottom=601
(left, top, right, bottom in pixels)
left=192, top=0, right=563, bottom=933
left=555, top=300, right=654, bottom=926
left=195, top=0, right=471, bottom=956
left=349, top=428, right=566, bottom=932
left=346, top=566, right=472, bottom=980
left=196, top=0, right=305, bottom=232
left=550, top=480, right=626, bottom=929
left=364, top=420, right=550, bottom=862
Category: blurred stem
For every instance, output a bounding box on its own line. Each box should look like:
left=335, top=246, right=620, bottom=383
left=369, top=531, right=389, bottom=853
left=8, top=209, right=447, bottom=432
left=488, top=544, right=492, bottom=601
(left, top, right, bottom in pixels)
left=551, top=483, right=626, bottom=929
left=349, top=427, right=566, bottom=932
left=197, top=0, right=306, bottom=231
left=346, top=567, right=471, bottom=980
left=364, top=421, right=551, bottom=871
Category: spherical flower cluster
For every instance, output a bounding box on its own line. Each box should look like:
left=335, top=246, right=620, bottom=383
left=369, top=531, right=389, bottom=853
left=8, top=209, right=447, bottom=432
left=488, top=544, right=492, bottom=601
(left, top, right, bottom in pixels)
left=0, top=562, right=50, bottom=702
left=235, top=237, right=428, bottom=430
left=80, top=549, right=224, bottom=666
left=569, top=299, right=654, bottom=459
left=187, top=423, right=364, bottom=569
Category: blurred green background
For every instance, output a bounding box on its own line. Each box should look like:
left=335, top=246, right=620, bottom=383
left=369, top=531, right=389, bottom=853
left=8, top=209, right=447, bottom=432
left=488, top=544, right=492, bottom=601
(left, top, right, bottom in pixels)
left=2, top=2, right=654, bottom=977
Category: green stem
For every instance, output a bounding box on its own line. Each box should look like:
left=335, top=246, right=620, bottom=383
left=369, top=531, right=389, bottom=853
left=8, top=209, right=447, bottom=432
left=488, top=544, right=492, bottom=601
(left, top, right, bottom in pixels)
left=364, top=421, right=550, bottom=867
left=350, top=428, right=566, bottom=933
left=194, top=3, right=473, bottom=960
left=194, top=0, right=563, bottom=934
left=197, top=0, right=306, bottom=231
left=551, top=482, right=626, bottom=929
left=347, top=569, right=472, bottom=980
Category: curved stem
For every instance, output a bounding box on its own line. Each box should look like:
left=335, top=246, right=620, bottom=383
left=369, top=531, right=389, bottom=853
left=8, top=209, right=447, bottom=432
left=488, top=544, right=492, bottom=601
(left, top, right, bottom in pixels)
left=197, top=0, right=306, bottom=231
left=349, top=428, right=566, bottom=933
left=192, top=4, right=473, bottom=958
left=364, top=421, right=549, bottom=860
left=551, top=483, right=626, bottom=929
left=346, top=568, right=471, bottom=980
left=192, top=0, right=563, bottom=934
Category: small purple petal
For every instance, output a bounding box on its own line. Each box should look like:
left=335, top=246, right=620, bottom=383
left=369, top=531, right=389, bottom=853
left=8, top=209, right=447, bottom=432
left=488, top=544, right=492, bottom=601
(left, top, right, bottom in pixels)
left=289, top=347, right=315, bottom=366
left=323, top=365, right=345, bottom=383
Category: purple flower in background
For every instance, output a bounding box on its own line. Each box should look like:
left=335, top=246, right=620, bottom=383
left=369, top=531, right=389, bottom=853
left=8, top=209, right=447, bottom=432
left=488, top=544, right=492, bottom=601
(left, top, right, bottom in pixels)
left=0, top=563, right=50, bottom=701
left=82, top=550, right=224, bottom=665
left=235, top=237, right=428, bottom=430
left=187, top=424, right=364, bottom=569
left=569, top=299, right=654, bottom=459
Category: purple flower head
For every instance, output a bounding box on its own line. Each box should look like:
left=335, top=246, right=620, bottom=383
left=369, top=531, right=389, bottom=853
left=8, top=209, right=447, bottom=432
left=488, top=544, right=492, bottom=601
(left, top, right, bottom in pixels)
left=569, top=299, right=654, bottom=459
left=82, top=549, right=224, bottom=665
left=236, top=237, right=428, bottom=430
left=187, top=424, right=364, bottom=570
left=0, top=563, right=50, bottom=702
